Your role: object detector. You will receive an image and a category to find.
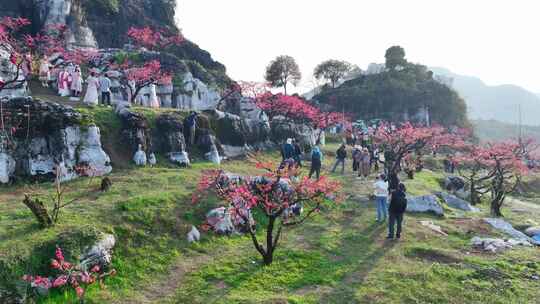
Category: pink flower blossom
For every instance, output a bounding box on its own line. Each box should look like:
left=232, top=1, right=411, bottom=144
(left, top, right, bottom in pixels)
left=51, top=259, right=61, bottom=269
left=90, top=265, right=100, bottom=273
left=55, top=247, right=64, bottom=262
left=75, top=286, right=84, bottom=298
left=52, top=275, right=68, bottom=288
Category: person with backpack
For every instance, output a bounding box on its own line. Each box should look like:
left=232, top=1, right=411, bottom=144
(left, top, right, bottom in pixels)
left=309, top=146, right=323, bottom=179
left=331, top=144, right=347, bottom=174
left=388, top=183, right=407, bottom=239
left=373, top=174, right=389, bottom=222
left=292, top=138, right=303, bottom=167
left=281, top=138, right=295, bottom=162
left=352, top=145, right=361, bottom=172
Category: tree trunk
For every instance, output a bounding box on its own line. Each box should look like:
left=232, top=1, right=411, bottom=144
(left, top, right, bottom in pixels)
left=490, top=191, right=505, bottom=217
left=23, top=195, right=53, bottom=228
left=263, top=252, right=273, bottom=265
left=470, top=181, right=479, bottom=205
left=263, top=216, right=276, bottom=265
left=490, top=200, right=503, bottom=217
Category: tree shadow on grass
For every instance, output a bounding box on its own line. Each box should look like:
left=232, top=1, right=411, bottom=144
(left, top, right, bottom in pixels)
left=317, top=219, right=398, bottom=304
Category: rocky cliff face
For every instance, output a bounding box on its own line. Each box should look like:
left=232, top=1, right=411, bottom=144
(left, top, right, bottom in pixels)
left=0, top=0, right=231, bottom=90
left=0, top=98, right=112, bottom=184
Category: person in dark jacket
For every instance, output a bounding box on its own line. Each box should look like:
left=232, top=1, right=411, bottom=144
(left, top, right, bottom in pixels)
left=388, top=183, right=407, bottom=239
left=292, top=139, right=303, bottom=167
left=281, top=138, right=295, bottom=161
left=331, top=144, right=347, bottom=174
left=352, top=146, right=361, bottom=172
left=183, top=111, right=198, bottom=146
left=387, top=170, right=400, bottom=193
left=309, top=146, right=323, bottom=179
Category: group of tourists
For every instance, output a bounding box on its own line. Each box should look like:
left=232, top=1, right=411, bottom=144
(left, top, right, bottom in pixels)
left=329, top=143, right=382, bottom=179
left=37, top=55, right=161, bottom=108
left=39, top=57, right=83, bottom=98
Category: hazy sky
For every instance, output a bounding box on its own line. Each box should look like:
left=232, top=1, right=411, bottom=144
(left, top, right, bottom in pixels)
left=177, top=1, right=540, bottom=94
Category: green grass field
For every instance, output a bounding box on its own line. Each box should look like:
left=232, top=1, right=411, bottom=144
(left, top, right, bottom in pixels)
left=1, top=105, right=539, bottom=303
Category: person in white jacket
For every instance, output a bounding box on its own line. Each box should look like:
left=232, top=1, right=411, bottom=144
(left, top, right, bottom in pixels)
left=373, top=174, right=389, bottom=222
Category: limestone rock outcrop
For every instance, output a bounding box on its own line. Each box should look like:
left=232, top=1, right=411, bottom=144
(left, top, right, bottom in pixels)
left=0, top=49, right=28, bottom=100
left=0, top=97, right=111, bottom=183
left=174, top=73, right=221, bottom=111
left=154, top=112, right=190, bottom=165
left=436, top=192, right=479, bottom=212
left=204, top=110, right=272, bottom=158
left=406, top=195, right=444, bottom=215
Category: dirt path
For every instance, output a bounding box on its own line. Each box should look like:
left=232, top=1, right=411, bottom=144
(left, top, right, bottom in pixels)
left=115, top=241, right=251, bottom=304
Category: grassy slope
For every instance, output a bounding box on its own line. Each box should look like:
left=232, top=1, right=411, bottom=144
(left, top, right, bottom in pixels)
left=0, top=107, right=539, bottom=303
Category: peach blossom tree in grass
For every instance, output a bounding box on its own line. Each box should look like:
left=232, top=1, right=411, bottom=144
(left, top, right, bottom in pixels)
left=192, top=161, right=342, bottom=265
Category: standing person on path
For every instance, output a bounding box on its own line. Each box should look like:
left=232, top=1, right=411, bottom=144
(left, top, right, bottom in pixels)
left=148, top=82, right=160, bottom=108
left=99, top=74, right=112, bottom=106
left=70, top=65, right=83, bottom=97
left=39, top=56, right=50, bottom=88
left=292, top=139, right=303, bottom=167
left=57, top=67, right=71, bottom=97
left=388, top=183, right=407, bottom=239
left=83, top=72, right=100, bottom=106
left=352, top=145, right=361, bottom=172
left=373, top=174, right=389, bottom=222
left=281, top=138, right=295, bottom=162
left=309, top=145, right=323, bottom=179
left=183, top=111, right=198, bottom=147
left=388, top=169, right=400, bottom=193
left=331, top=144, right=347, bottom=174
left=360, top=147, right=371, bottom=179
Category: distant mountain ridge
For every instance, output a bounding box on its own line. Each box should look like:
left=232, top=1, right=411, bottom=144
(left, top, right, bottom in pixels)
left=473, top=119, right=540, bottom=143
left=430, top=67, right=540, bottom=126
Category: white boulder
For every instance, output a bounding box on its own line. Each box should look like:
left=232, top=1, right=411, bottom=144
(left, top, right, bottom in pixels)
left=406, top=195, right=444, bottom=215
left=524, top=226, right=540, bottom=237
left=436, top=192, right=479, bottom=212
left=78, top=126, right=112, bottom=175
left=174, top=73, right=220, bottom=111
left=169, top=151, right=190, bottom=166
left=205, top=148, right=221, bottom=165
left=0, top=152, right=16, bottom=184
left=80, top=233, right=116, bottom=269
left=484, top=218, right=540, bottom=245
left=133, top=145, right=147, bottom=166
left=187, top=226, right=201, bottom=243
left=471, top=236, right=531, bottom=253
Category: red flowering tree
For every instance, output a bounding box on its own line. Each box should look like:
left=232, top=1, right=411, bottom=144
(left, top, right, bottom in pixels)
left=113, top=26, right=183, bottom=103
left=117, top=60, right=170, bottom=103
left=127, top=26, right=184, bottom=51
left=374, top=122, right=465, bottom=175
left=453, top=139, right=537, bottom=216
left=255, top=93, right=319, bottom=125
left=313, top=111, right=348, bottom=143
left=0, top=17, right=71, bottom=94
left=453, top=144, right=496, bottom=205
left=192, top=162, right=342, bottom=265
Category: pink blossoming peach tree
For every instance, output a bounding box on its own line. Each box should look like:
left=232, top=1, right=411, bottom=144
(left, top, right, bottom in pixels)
left=113, top=26, right=184, bottom=103
left=453, top=139, right=538, bottom=216
left=192, top=161, right=342, bottom=265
